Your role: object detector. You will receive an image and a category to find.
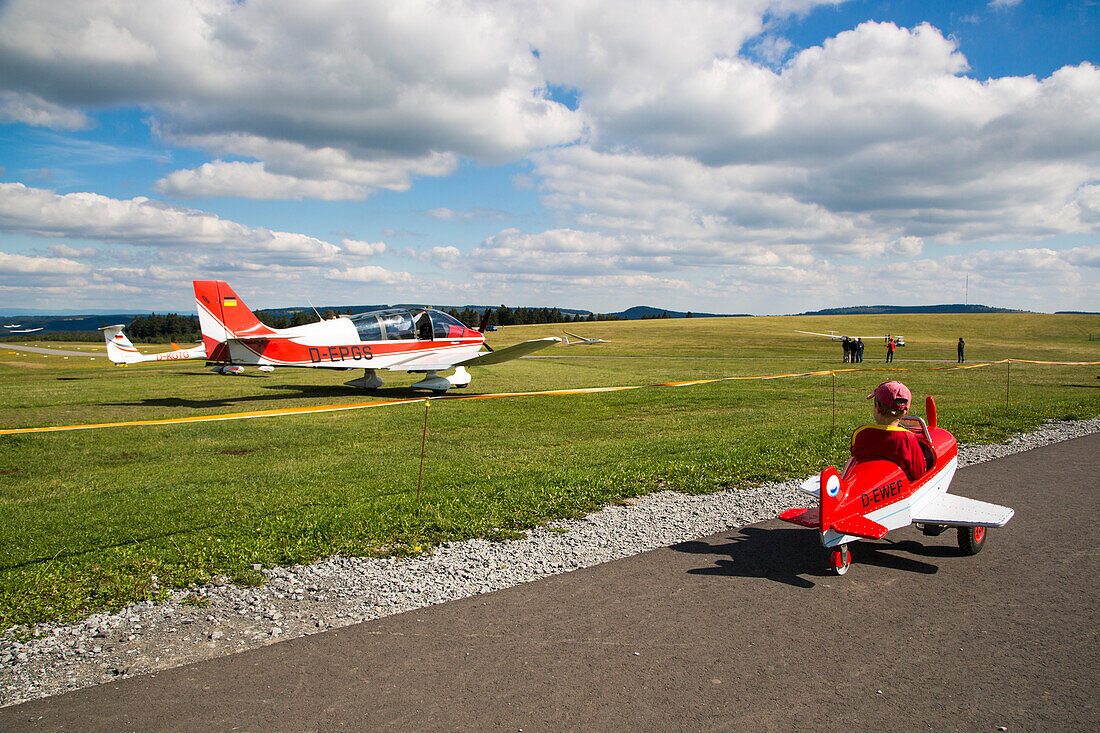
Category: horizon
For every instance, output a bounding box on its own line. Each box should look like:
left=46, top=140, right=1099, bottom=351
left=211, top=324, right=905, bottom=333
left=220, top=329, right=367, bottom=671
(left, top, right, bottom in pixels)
left=0, top=301, right=1057, bottom=321
left=1, top=1, right=1098, bottom=314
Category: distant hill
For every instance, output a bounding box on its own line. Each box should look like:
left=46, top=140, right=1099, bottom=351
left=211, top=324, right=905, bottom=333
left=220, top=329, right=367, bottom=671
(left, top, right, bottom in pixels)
left=796, top=304, right=1025, bottom=316
left=615, top=306, right=749, bottom=319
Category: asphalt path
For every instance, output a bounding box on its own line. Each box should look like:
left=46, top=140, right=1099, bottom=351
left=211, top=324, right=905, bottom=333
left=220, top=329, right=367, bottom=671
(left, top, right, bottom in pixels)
left=3, top=434, right=1097, bottom=731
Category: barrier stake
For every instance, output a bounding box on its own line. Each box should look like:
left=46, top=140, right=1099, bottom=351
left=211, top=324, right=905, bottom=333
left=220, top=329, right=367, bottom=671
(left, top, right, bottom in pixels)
left=416, top=399, right=430, bottom=504
left=1006, top=360, right=1011, bottom=410
left=831, top=371, right=836, bottom=433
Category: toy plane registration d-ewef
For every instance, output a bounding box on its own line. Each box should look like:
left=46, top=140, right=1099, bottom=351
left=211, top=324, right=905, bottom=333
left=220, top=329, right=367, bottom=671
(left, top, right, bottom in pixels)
left=106, top=280, right=559, bottom=393
left=779, top=396, right=1013, bottom=575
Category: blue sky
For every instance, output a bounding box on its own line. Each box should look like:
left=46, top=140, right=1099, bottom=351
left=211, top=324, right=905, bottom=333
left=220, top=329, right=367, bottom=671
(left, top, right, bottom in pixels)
left=0, top=0, right=1097, bottom=315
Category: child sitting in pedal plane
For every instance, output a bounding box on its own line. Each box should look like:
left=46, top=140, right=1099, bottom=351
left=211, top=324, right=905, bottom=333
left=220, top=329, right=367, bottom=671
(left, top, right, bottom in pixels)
left=850, top=380, right=928, bottom=481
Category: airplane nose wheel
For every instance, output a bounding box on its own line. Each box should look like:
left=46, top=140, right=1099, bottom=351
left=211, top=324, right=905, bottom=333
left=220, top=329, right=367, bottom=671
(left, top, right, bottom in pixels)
left=829, top=544, right=851, bottom=575
left=957, top=526, right=986, bottom=555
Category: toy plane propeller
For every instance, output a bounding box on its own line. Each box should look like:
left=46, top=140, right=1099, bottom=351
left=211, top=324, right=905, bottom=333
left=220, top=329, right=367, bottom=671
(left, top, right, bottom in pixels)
left=779, top=396, right=1013, bottom=575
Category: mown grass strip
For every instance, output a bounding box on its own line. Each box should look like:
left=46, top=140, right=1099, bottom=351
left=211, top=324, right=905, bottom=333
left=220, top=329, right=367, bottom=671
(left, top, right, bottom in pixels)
left=1, top=312, right=1098, bottom=629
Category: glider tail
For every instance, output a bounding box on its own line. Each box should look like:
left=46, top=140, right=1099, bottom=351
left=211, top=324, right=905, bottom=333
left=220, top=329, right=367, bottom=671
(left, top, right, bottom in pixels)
left=100, top=324, right=142, bottom=365
left=193, top=280, right=276, bottom=360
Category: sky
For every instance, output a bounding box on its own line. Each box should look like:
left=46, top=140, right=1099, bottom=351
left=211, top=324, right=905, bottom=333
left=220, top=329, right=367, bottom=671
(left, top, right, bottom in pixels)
left=0, top=0, right=1097, bottom=315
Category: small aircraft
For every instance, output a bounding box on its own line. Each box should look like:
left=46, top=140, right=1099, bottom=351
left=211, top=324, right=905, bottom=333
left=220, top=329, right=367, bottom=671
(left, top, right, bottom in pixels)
left=100, top=323, right=274, bottom=375
left=779, top=396, right=1013, bottom=575
left=795, top=330, right=904, bottom=346
left=101, top=324, right=207, bottom=365
left=193, top=280, right=559, bottom=393
left=4, top=323, right=44, bottom=333
left=561, top=331, right=610, bottom=346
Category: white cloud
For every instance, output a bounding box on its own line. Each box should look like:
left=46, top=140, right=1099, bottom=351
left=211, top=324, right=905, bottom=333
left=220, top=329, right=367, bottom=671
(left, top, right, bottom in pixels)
left=528, top=22, right=1100, bottom=255
left=0, top=182, right=339, bottom=263
left=426, top=207, right=510, bottom=222
left=323, top=265, right=416, bottom=285
left=0, top=92, right=91, bottom=130
left=887, top=237, right=924, bottom=257
left=988, top=0, right=1022, bottom=10
left=0, top=0, right=584, bottom=170
left=155, top=161, right=372, bottom=201
left=0, top=251, right=90, bottom=275
left=339, top=239, right=387, bottom=257
left=47, top=243, right=100, bottom=259
left=153, top=136, right=460, bottom=200
left=0, top=251, right=92, bottom=288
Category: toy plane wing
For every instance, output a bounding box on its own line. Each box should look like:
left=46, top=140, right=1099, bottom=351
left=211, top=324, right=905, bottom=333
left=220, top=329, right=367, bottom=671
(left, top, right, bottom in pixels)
left=912, top=493, right=1014, bottom=527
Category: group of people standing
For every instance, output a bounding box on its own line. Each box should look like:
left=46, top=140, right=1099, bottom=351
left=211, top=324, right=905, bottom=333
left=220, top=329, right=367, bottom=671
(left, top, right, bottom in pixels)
left=837, top=334, right=966, bottom=363
left=841, top=336, right=864, bottom=362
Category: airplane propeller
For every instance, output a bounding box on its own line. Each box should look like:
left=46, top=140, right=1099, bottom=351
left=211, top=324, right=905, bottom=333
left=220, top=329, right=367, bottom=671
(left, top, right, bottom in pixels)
left=478, top=308, right=495, bottom=352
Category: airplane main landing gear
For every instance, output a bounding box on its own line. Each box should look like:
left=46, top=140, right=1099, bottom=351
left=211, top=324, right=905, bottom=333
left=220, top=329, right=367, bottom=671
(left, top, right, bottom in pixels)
left=344, top=369, right=383, bottom=389
left=957, top=526, right=986, bottom=555
left=829, top=544, right=851, bottom=575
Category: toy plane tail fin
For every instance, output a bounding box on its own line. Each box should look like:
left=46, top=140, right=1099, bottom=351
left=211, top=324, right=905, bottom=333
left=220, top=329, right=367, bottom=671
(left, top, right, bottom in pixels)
left=99, top=324, right=142, bottom=364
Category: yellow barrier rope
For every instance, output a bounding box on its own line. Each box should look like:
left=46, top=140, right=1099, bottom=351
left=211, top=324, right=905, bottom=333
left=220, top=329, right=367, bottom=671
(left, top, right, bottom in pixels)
left=2, top=358, right=1097, bottom=436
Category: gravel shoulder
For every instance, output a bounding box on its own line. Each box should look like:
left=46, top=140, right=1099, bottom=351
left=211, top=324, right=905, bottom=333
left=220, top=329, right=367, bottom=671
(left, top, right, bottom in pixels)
left=3, top=416, right=1097, bottom=708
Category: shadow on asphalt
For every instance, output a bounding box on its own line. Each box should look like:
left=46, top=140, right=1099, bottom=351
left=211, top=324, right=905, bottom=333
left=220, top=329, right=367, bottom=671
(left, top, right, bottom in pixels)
left=672, top=526, right=942, bottom=588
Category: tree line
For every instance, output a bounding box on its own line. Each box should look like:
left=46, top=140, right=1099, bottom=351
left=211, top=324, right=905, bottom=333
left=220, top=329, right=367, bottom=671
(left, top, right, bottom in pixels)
left=121, top=303, right=621, bottom=343
left=445, top=306, right=619, bottom=328
left=125, top=313, right=201, bottom=342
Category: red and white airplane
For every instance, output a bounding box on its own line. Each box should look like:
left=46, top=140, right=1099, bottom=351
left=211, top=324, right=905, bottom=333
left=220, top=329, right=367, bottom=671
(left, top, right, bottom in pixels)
left=193, top=280, right=559, bottom=393
left=779, top=396, right=1013, bottom=575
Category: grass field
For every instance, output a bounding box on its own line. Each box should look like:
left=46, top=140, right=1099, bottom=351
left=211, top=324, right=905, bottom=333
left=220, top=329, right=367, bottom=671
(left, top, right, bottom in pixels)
left=1, top=313, right=1098, bottom=629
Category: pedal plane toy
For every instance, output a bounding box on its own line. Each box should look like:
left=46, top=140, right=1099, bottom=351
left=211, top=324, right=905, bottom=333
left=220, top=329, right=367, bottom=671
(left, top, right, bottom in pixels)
left=779, top=397, right=1014, bottom=575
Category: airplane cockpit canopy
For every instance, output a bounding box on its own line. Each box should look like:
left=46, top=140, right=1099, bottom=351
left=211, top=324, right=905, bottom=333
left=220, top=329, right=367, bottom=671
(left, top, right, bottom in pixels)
left=350, top=308, right=471, bottom=342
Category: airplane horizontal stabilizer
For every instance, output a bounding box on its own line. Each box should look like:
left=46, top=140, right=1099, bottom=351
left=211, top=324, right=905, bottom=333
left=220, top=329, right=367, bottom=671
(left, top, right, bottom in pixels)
left=779, top=507, right=819, bottom=528
left=830, top=515, right=888, bottom=539
left=457, top=337, right=560, bottom=367
left=912, top=493, right=1014, bottom=527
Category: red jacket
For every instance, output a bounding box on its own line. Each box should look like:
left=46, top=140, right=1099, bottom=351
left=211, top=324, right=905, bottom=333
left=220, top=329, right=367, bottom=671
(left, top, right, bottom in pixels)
left=851, top=424, right=927, bottom=481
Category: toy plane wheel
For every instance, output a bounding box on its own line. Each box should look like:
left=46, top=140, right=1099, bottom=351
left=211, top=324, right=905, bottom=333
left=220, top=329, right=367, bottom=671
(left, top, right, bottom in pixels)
left=957, top=526, right=986, bottom=556
left=829, top=544, right=851, bottom=575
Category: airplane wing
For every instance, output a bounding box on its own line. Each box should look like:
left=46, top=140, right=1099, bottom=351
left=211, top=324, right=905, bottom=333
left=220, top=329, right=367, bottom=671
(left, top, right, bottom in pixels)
left=457, top=337, right=560, bottom=366
left=794, top=330, right=839, bottom=339
left=912, top=493, right=1014, bottom=527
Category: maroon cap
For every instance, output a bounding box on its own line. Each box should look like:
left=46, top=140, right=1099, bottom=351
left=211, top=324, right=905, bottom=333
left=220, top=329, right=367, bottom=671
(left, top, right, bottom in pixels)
left=867, top=380, right=911, bottom=409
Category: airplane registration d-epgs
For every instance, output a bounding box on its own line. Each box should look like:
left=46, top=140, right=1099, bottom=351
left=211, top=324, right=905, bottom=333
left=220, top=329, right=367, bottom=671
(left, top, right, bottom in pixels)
left=193, top=280, right=558, bottom=393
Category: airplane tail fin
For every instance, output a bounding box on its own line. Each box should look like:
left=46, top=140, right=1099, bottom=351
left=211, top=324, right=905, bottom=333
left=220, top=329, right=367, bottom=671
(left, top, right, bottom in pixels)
left=193, top=280, right=276, bottom=360
left=819, top=465, right=888, bottom=539
left=818, top=466, right=843, bottom=534
left=99, top=324, right=142, bottom=365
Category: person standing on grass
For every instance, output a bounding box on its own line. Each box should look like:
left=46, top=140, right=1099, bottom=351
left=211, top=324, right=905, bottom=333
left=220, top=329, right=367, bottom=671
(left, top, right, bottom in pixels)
left=957, top=337, right=965, bottom=363
left=886, top=337, right=897, bottom=363
left=856, top=338, right=864, bottom=363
